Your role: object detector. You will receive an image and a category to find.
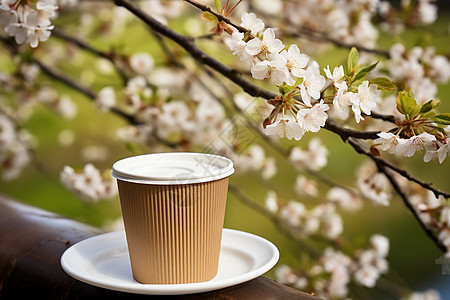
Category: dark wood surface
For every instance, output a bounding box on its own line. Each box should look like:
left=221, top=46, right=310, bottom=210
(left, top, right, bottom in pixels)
left=0, top=196, right=321, bottom=299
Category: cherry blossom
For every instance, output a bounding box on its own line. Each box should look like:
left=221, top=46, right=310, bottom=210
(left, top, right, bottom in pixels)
left=424, top=138, right=450, bottom=164
left=226, top=30, right=252, bottom=63
left=397, top=133, right=436, bottom=157
left=294, top=175, right=318, bottom=197
left=289, top=138, right=328, bottom=171
left=327, top=187, right=362, bottom=211
left=271, top=45, right=309, bottom=86
left=264, top=113, right=304, bottom=140
left=60, top=164, right=117, bottom=202
left=324, top=65, right=344, bottom=84
left=298, top=62, right=326, bottom=107
left=280, top=201, right=306, bottom=227
left=265, top=190, right=279, bottom=213
left=129, top=53, right=154, bottom=75
left=351, top=81, right=380, bottom=123
left=245, top=28, right=284, bottom=59
left=240, top=12, right=264, bottom=35
left=96, top=87, right=116, bottom=112
left=296, top=100, right=329, bottom=133
left=374, top=132, right=402, bottom=155
left=2, top=0, right=58, bottom=48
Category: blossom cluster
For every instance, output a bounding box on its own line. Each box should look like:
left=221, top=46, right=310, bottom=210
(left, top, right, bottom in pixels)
left=226, top=12, right=385, bottom=142
left=389, top=43, right=450, bottom=105
left=60, top=164, right=117, bottom=202
left=375, top=131, right=450, bottom=164
left=266, top=191, right=344, bottom=240
left=283, top=0, right=379, bottom=49
left=275, top=234, right=390, bottom=298
left=0, top=0, right=58, bottom=48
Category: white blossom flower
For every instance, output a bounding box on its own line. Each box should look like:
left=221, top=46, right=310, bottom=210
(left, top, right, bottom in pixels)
left=280, top=201, right=305, bottom=227
left=298, top=62, right=326, bottom=106
left=1, top=142, right=31, bottom=180
left=289, top=138, right=328, bottom=171
left=265, top=190, right=279, bottom=213
left=124, top=76, right=152, bottom=112
left=264, top=113, right=304, bottom=140
left=424, top=138, right=449, bottom=164
left=251, top=59, right=273, bottom=81
left=275, top=265, right=297, bottom=285
left=405, top=289, right=441, bottom=300
left=294, top=175, right=318, bottom=197
left=56, top=95, right=77, bottom=120
left=370, top=234, right=389, bottom=258
left=357, top=161, right=391, bottom=206
left=240, top=12, right=264, bottom=35
left=296, top=100, right=329, bottom=132
left=332, top=86, right=354, bottom=120
left=327, top=187, right=362, bottom=211
left=129, top=52, right=154, bottom=75
left=374, top=132, right=402, bottom=155
left=157, top=101, right=193, bottom=138
left=271, top=44, right=309, bottom=85
left=397, top=133, right=436, bottom=157
left=324, top=65, right=345, bottom=84
left=245, top=28, right=284, bottom=58
left=252, top=0, right=282, bottom=15
left=351, top=81, right=379, bottom=122
left=354, top=265, right=379, bottom=288
left=0, top=114, right=16, bottom=149
left=226, top=29, right=252, bottom=63
left=3, top=0, right=57, bottom=48
left=96, top=86, right=116, bottom=112
left=261, top=157, right=277, bottom=180
left=417, top=0, right=438, bottom=24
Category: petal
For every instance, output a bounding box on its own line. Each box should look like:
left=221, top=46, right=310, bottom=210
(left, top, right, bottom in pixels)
left=245, top=38, right=262, bottom=55
left=263, top=28, right=275, bottom=42
left=300, top=85, right=311, bottom=106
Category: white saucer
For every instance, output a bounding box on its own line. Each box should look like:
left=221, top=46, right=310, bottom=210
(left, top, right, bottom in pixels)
left=60, top=228, right=279, bottom=295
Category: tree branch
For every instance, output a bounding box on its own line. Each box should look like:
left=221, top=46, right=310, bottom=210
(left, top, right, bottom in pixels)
left=114, top=0, right=275, bottom=101
left=376, top=162, right=446, bottom=252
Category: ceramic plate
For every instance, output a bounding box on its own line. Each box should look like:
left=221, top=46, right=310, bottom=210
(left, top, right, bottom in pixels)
left=60, top=228, right=279, bottom=295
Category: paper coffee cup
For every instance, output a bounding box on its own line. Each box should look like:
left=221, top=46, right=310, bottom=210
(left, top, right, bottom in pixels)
left=112, top=152, right=234, bottom=284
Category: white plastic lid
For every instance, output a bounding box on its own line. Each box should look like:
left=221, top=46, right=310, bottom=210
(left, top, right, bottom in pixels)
left=111, top=152, right=234, bottom=185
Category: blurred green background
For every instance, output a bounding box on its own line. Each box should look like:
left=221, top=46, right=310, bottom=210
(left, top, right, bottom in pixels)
left=0, top=5, right=449, bottom=298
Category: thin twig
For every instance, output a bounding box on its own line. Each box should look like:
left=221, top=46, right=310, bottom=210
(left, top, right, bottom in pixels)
left=52, top=28, right=129, bottom=84
left=182, top=0, right=251, bottom=36
left=347, top=138, right=450, bottom=199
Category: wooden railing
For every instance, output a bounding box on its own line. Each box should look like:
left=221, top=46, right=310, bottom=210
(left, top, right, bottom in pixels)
left=0, top=196, right=320, bottom=299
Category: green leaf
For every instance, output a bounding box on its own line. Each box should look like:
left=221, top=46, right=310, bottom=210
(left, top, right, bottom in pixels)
left=201, top=11, right=218, bottom=23
left=215, top=0, right=221, bottom=12
left=433, top=113, right=450, bottom=125
left=369, top=77, right=396, bottom=91
left=354, top=61, right=378, bottom=81
left=349, top=78, right=365, bottom=91
left=396, top=90, right=420, bottom=118
left=420, top=99, right=441, bottom=114
left=347, top=47, right=359, bottom=75
left=278, top=84, right=291, bottom=95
